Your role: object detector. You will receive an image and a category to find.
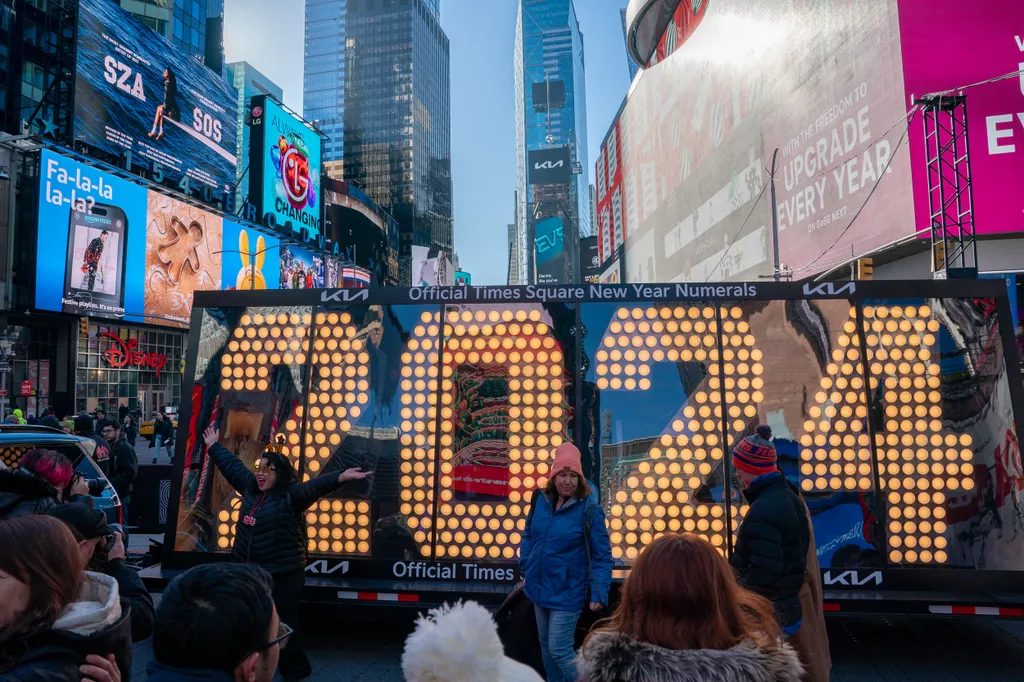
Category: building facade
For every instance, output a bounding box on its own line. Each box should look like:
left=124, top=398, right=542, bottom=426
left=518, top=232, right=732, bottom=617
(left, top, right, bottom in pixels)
left=619, top=7, right=639, bottom=81
left=227, top=62, right=284, bottom=209
left=304, top=0, right=347, bottom=179
left=343, top=0, right=453, bottom=285
left=120, top=0, right=224, bottom=73
left=514, top=0, right=589, bottom=284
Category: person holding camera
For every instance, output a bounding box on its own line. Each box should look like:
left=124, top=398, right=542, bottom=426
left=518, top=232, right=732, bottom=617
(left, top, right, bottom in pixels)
left=0, top=448, right=89, bottom=520
left=48, top=502, right=154, bottom=643
left=98, top=419, right=138, bottom=518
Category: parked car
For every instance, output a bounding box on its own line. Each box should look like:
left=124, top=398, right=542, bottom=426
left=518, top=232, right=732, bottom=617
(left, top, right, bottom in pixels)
left=0, top=424, right=123, bottom=523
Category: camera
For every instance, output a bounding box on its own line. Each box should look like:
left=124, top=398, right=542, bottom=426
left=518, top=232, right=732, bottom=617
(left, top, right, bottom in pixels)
left=94, top=523, right=128, bottom=568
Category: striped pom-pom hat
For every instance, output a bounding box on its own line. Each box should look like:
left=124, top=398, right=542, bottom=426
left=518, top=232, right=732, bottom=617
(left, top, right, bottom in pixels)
left=731, top=424, right=778, bottom=476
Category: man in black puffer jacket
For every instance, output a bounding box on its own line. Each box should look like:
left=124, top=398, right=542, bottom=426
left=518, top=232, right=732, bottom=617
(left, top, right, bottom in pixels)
left=729, top=425, right=810, bottom=635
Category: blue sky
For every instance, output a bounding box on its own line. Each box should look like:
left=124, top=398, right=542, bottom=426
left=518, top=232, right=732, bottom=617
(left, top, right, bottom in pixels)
left=223, top=0, right=632, bottom=284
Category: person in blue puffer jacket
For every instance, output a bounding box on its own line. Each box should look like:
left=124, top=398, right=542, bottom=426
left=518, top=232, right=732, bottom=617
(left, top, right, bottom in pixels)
left=520, top=442, right=613, bottom=682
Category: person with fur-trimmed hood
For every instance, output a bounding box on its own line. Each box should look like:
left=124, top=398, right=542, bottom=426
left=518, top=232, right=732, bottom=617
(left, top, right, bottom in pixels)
left=578, top=533, right=804, bottom=682
left=403, top=600, right=543, bottom=682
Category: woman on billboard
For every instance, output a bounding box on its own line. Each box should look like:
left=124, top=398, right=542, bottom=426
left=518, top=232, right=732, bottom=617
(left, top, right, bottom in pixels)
left=148, top=68, right=180, bottom=141
left=201, top=426, right=371, bottom=681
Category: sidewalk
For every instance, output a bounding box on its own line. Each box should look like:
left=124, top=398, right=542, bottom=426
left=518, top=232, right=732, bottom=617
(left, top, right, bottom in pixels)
left=131, top=437, right=175, bottom=466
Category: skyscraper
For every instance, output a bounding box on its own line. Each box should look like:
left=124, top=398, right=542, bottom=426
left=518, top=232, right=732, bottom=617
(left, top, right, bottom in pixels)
left=620, top=7, right=640, bottom=81
left=514, top=0, right=589, bottom=284
left=227, top=62, right=284, bottom=208
left=343, top=0, right=453, bottom=285
left=304, top=0, right=347, bottom=179
left=119, top=0, right=223, bottom=73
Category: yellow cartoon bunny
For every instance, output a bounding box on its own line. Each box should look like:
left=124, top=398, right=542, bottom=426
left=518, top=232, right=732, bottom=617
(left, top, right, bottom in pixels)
left=237, top=230, right=267, bottom=290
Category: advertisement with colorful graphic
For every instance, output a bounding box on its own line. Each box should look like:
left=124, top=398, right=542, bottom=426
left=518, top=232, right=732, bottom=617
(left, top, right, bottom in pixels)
left=279, top=245, right=324, bottom=290
left=36, top=149, right=254, bottom=327
left=534, top=216, right=566, bottom=285
left=454, top=271, right=472, bottom=285
left=412, top=246, right=454, bottom=286
left=221, top=222, right=280, bottom=291
left=73, top=0, right=237, bottom=193
left=250, top=96, right=322, bottom=239
left=898, top=0, right=1024, bottom=237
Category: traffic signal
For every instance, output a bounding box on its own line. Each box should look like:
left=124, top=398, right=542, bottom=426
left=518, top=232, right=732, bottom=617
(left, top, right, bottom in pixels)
left=78, top=317, right=89, bottom=337
left=855, top=257, right=873, bottom=281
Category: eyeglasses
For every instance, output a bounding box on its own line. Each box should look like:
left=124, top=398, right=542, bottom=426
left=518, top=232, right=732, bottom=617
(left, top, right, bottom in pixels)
left=264, top=621, right=293, bottom=651
left=252, top=462, right=276, bottom=473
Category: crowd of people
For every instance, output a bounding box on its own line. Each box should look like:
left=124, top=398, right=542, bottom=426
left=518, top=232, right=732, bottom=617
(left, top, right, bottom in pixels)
left=0, top=424, right=828, bottom=682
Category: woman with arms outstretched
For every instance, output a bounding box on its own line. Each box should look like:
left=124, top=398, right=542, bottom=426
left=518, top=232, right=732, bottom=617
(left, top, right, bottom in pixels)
left=202, top=426, right=371, bottom=681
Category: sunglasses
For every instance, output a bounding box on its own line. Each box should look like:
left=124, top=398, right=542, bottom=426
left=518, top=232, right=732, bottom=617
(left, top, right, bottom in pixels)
left=252, top=462, right=277, bottom=473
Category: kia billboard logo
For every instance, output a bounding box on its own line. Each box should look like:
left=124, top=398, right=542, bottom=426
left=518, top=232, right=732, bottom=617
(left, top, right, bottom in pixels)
left=529, top=146, right=571, bottom=184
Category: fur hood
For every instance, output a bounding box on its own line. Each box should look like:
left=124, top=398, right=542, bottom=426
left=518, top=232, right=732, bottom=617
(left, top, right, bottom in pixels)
left=578, top=631, right=804, bottom=682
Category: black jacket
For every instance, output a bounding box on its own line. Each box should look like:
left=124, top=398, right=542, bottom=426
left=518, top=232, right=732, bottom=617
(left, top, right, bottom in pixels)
left=208, top=443, right=347, bottom=575
left=103, top=558, right=154, bottom=642
left=730, top=473, right=810, bottom=628
left=0, top=469, right=61, bottom=519
left=102, top=439, right=137, bottom=500
left=153, top=418, right=174, bottom=441
left=0, top=573, right=133, bottom=682
left=578, top=631, right=804, bottom=682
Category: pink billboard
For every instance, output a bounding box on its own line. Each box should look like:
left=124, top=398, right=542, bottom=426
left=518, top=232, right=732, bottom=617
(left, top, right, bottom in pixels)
left=898, top=0, right=1024, bottom=237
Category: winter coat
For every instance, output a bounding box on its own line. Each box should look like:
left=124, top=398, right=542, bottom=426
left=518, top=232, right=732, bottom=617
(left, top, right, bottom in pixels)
left=578, top=631, right=804, bottom=682
left=146, top=660, right=234, bottom=682
left=0, top=469, right=61, bottom=519
left=519, top=487, right=613, bottom=612
left=208, top=443, right=348, bottom=576
left=153, top=418, right=174, bottom=441
left=102, top=439, right=138, bottom=500
left=0, top=572, right=133, bottom=682
left=730, top=473, right=810, bottom=629
left=103, top=558, right=154, bottom=642
left=789, top=502, right=831, bottom=682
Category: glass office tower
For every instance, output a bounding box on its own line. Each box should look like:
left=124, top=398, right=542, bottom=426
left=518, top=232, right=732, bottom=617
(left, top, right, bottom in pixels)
left=343, top=0, right=453, bottom=285
left=514, top=0, right=589, bottom=284
left=304, top=0, right=347, bottom=179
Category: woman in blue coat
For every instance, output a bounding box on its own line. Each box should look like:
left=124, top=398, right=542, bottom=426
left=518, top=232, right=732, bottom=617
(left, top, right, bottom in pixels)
left=520, top=442, right=613, bottom=682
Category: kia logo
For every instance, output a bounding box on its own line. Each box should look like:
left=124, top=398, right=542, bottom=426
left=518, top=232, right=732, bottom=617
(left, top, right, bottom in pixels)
left=535, top=161, right=564, bottom=170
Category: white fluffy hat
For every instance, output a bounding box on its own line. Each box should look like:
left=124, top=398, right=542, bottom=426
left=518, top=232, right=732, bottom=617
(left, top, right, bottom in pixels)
left=402, top=601, right=543, bottom=682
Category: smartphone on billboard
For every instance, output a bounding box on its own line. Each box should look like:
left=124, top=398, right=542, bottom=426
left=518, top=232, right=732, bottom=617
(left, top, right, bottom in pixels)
left=62, top=204, right=127, bottom=315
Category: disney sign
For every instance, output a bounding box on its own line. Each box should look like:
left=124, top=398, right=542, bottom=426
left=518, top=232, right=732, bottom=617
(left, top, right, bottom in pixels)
left=100, top=332, right=168, bottom=378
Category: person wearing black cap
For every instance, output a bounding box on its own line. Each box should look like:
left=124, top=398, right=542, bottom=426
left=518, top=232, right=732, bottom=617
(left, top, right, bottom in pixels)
left=99, top=419, right=138, bottom=517
left=49, top=502, right=154, bottom=643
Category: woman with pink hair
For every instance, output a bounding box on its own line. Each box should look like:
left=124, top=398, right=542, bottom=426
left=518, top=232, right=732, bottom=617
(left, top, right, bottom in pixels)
left=0, top=449, right=84, bottom=519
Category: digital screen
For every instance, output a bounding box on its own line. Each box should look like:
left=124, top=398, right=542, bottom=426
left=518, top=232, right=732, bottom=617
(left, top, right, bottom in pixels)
left=172, top=288, right=1024, bottom=574
left=73, top=0, right=237, bottom=193
left=529, top=146, right=572, bottom=185
left=535, top=217, right=565, bottom=285
left=35, top=149, right=275, bottom=327
left=250, top=96, right=322, bottom=239
left=412, top=246, right=453, bottom=286
left=280, top=245, right=324, bottom=289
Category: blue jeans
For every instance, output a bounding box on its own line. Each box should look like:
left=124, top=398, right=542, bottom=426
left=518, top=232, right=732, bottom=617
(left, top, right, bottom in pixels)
left=534, top=605, right=580, bottom=682
left=154, top=434, right=173, bottom=460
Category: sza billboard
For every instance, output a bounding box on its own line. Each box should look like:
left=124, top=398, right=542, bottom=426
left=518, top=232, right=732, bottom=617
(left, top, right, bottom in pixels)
left=73, top=0, right=237, bottom=193
left=249, top=95, right=322, bottom=240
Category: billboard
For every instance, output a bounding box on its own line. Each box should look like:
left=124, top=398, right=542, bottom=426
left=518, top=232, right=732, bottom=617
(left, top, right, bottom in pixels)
left=898, top=0, right=1024, bottom=237
left=535, top=217, right=566, bottom=284
left=35, top=149, right=254, bottom=327
left=412, top=246, right=453, bottom=286
left=279, top=245, right=324, bottom=290
left=528, top=146, right=572, bottom=185
left=454, top=270, right=472, bottom=285
left=73, top=0, right=237, bottom=194
left=608, top=0, right=915, bottom=282
left=250, top=96, right=322, bottom=240
left=579, top=235, right=600, bottom=283
left=222, top=222, right=280, bottom=291
left=323, top=179, right=397, bottom=286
